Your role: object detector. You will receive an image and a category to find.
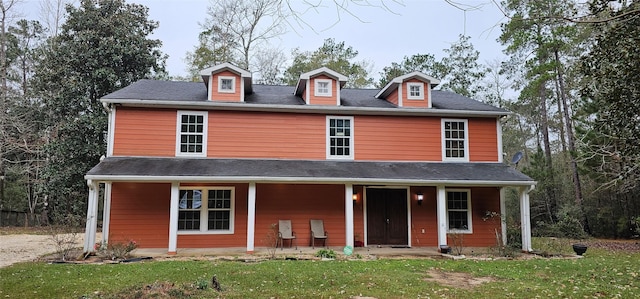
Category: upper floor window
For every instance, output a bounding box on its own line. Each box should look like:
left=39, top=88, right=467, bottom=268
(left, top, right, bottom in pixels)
left=218, top=76, right=235, bottom=93
left=447, top=189, right=472, bottom=233
left=178, top=187, right=234, bottom=234
left=327, top=116, right=354, bottom=159
left=176, top=111, right=207, bottom=157
left=442, top=119, right=468, bottom=161
left=315, top=79, right=332, bottom=97
left=407, top=82, right=424, bottom=100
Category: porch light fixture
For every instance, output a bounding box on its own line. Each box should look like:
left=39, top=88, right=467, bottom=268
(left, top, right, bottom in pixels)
left=352, top=193, right=358, bottom=204
left=416, top=192, right=424, bottom=205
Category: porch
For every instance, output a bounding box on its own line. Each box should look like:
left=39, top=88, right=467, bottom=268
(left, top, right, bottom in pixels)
left=83, top=157, right=536, bottom=254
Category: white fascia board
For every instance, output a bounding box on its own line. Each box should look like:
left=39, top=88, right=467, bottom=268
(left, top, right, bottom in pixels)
left=397, top=71, right=441, bottom=87
left=376, top=72, right=442, bottom=99
left=300, top=67, right=348, bottom=83
left=199, top=62, right=251, bottom=78
left=85, top=174, right=536, bottom=187
left=101, top=98, right=511, bottom=117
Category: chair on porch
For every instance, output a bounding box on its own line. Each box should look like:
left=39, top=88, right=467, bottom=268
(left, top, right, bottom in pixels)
left=277, top=220, right=297, bottom=250
left=310, top=219, right=328, bottom=248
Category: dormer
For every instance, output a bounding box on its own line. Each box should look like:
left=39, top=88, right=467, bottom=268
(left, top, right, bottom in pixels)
left=294, top=67, right=348, bottom=106
left=375, top=71, right=440, bottom=108
left=200, top=63, right=252, bottom=102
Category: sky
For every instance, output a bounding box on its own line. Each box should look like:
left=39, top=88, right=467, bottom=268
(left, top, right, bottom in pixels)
left=23, top=0, right=510, bottom=81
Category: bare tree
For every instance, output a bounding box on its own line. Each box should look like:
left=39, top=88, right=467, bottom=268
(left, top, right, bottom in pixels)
left=202, top=0, right=285, bottom=70
left=0, top=0, right=21, bottom=226
left=253, top=47, right=286, bottom=85
left=39, top=0, right=72, bottom=37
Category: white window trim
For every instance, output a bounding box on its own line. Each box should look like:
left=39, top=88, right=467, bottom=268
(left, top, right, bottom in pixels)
left=177, top=186, right=235, bottom=235
left=326, top=115, right=354, bottom=160
left=176, top=110, right=208, bottom=157
left=446, top=189, right=473, bottom=234
left=314, top=79, right=333, bottom=97
left=441, top=118, right=469, bottom=162
left=407, top=82, right=424, bottom=100
left=218, top=76, right=236, bottom=93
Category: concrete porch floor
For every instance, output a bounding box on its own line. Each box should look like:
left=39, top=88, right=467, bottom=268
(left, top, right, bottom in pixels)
left=131, top=246, right=458, bottom=259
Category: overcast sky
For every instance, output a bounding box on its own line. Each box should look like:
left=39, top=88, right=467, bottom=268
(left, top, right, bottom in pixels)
left=25, top=0, right=509, bottom=80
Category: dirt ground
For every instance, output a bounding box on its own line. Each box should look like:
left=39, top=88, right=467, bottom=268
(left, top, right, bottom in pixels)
left=0, top=232, right=99, bottom=268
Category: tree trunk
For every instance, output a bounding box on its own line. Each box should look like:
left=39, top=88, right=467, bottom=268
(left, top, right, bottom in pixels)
left=554, top=49, right=589, bottom=233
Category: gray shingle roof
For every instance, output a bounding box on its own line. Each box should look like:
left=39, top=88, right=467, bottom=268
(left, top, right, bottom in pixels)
left=86, top=157, right=534, bottom=185
left=102, top=80, right=507, bottom=113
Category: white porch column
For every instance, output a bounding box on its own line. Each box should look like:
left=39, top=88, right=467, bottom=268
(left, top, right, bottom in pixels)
left=83, top=180, right=99, bottom=253
left=168, top=182, right=179, bottom=254
left=101, top=182, right=112, bottom=245
left=436, top=185, right=447, bottom=246
left=345, top=184, right=354, bottom=247
left=499, top=187, right=507, bottom=246
left=246, top=182, right=256, bottom=253
left=519, top=185, right=534, bottom=252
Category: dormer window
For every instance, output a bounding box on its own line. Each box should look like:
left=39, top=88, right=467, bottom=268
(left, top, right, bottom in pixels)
left=315, top=79, right=332, bottom=97
left=407, top=82, right=424, bottom=100
left=218, top=76, right=235, bottom=93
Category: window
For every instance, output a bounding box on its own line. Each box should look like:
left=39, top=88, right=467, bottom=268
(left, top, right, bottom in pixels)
left=407, top=82, right=424, bottom=99
left=442, top=119, right=468, bottom=161
left=176, top=111, right=207, bottom=157
left=315, top=79, right=332, bottom=97
left=446, top=190, right=472, bottom=233
left=327, top=116, right=354, bottom=159
left=178, top=187, right=234, bottom=234
left=218, top=76, right=235, bottom=93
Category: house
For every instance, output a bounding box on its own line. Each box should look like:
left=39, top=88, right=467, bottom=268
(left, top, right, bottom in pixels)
left=83, top=63, right=535, bottom=255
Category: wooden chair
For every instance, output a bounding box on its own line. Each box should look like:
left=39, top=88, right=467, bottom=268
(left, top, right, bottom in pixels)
left=310, top=219, right=328, bottom=248
left=277, top=220, right=296, bottom=250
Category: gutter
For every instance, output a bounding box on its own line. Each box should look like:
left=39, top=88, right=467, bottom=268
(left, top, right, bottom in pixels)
left=84, top=174, right=536, bottom=187
left=101, top=98, right=511, bottom=117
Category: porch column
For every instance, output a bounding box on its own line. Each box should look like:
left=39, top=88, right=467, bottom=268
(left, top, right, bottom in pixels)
left=246, top=182, right=256, bottom=253
left=83, top=180, right=99, bottom=253
left=499, top=187, right=507, bottom=246
left=345, top=184, right=354, bottom=247
left=436, top=185, right=447, bottom=246
left=168, top=182, right=179, bottom=254
left=101, top=182, right=112, bottom=245
left=519, top=185, right=534, bottom=252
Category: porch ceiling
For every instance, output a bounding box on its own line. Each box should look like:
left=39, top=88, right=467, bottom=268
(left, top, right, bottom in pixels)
left=86, top=157, right=535, bottom=186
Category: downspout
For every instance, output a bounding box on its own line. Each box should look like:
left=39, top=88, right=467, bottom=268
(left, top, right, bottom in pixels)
left=520, top=184, right=535, bottom=252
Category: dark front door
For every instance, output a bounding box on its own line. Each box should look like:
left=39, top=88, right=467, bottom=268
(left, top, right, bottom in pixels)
left=366, top=188, right=408, bottom=245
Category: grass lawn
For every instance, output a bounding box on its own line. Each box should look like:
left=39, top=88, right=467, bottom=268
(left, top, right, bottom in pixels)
left=1, top=239, right=639, bottom=298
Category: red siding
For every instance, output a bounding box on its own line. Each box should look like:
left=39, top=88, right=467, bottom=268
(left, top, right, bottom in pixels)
left=109, top=182, right=171, bottom=247
left=178, top=183, right=248, bottom=248
left=469, top=118, right=499, bottom=162
left=402, top=79, right=429, bottom=108
left=355, top=115, right=441, bottom=161
left=308, top=75, right=338, bottom=106
left=109, top=182, right=248, bottom=249
left=254, top=184, right=345, bottom=247
left=208, top=111, right=326, bottom=159
left=211, top=70, right=242, bottom=102
left=410, top=187, right=439, bottom=246
left=112, top=108, right=176, bottom=156
left=452, top=187, right=502, bottom=247
left=386, top=90, right=399, bottom=106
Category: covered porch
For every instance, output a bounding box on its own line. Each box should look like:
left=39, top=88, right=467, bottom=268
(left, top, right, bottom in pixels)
left=83, top=157, right=536, bottom=254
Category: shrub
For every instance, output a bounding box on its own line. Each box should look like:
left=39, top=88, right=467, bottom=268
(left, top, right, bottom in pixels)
left=96, top=240, right=138, bottom=260
left=48, top=214, right=84, bottom=261
left=315, top=249, right=336, bottom=259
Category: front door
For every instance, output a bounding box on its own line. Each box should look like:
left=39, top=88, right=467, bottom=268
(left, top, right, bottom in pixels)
left=366, top=188, right=408, bottom=245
